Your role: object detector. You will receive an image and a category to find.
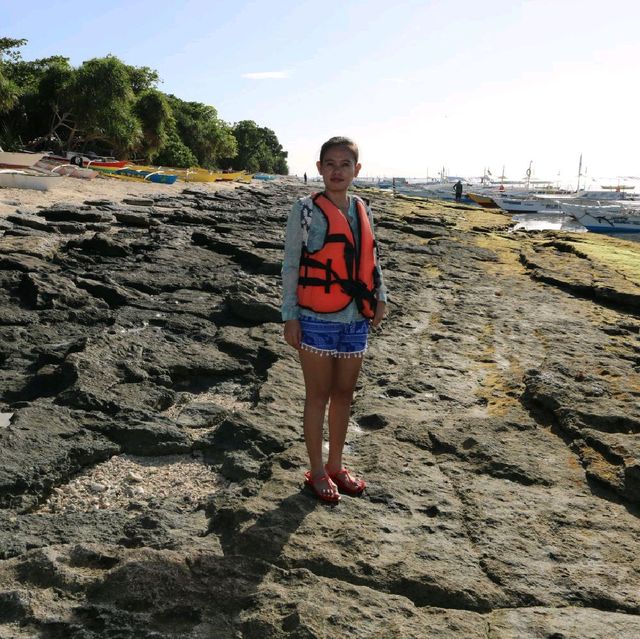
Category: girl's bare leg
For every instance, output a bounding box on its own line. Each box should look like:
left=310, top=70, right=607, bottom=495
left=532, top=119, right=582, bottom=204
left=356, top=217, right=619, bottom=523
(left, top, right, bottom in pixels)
left=326, top=356, right=364, bottom=474
left=299, top=350, right=334, bottom=490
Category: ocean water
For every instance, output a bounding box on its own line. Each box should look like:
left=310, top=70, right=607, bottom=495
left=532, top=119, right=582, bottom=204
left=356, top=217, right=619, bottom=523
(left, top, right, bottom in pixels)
left=511, top=213, right=640, bottom=243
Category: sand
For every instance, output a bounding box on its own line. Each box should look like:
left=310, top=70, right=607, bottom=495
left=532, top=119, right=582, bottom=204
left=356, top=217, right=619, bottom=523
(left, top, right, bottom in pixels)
left=0, top=173, right=241, bottom=218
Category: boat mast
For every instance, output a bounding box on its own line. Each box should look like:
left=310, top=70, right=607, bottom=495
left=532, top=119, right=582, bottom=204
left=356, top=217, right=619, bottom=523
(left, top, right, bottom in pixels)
left=576, top=152, right=583, bottom=192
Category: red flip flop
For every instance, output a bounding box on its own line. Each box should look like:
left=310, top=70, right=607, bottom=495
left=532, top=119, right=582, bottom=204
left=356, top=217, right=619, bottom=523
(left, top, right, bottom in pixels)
left=304, top=471, right=341, bottom=503
left=327, top=467, right=366, bottom=496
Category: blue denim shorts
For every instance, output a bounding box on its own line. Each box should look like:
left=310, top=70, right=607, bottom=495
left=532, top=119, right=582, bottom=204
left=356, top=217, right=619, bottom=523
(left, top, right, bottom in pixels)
left=299, top=316, right=369, bottom=358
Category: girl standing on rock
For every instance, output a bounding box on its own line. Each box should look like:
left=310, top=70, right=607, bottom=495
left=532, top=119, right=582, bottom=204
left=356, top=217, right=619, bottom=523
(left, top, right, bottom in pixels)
left=281, top=136, right=387, bottom=502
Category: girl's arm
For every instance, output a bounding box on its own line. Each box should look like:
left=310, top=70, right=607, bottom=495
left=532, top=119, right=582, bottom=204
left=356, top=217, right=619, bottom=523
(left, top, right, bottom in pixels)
left=367, top=206, right=388, bottom=304
left=281, top=200, right=303, bottom=321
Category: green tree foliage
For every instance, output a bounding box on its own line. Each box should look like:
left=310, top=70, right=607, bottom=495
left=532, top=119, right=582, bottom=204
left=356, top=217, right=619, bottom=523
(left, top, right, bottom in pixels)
left=153, top=131, right=198, bottom=168
left=0, top=38, right=287, bottom=170
left=228, top=120, right=288, bottom=174
left=164, top=96, right=237, bottom=169
left=5, top=55, right=74, bottom=150
left=70, top=55, right=142, bottom=155
left=133, top=89, right=172, bottom=160
left=125, top=64, right=160, bottom=94
left=0, top=38, right=26, bottom=122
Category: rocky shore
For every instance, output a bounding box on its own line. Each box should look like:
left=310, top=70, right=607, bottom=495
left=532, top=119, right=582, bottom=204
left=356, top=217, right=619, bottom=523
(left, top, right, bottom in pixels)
left=0, top=179, right=639, bottom=638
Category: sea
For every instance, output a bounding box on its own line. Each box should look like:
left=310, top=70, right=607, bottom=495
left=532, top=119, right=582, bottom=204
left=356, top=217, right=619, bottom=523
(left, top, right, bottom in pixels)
left=351, top=174, right=640, bottom=244
left=511, top=213, right=640, bottom=244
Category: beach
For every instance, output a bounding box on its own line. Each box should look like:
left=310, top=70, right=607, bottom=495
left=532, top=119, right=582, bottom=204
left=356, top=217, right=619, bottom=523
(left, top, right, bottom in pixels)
left=0, top=173, right=242, bottom=218
left=1, top=178, right=639, bottom=638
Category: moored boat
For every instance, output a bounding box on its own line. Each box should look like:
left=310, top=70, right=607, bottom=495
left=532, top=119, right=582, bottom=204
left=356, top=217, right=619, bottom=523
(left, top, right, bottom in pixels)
left=130, top=165, right=249, bottom=183
left=560, top=202, right=640, bottom=233
left=36, top=158, right=97, bottom=179
left=0, top=151, right=46, bottom=169
left=0, top=168, right=63, bottom=191
left=93, top=166, right=178, bottom=184
left=81, top=159, right=128, bottom=169
left=64, top=152, right=128, bottom=169
left=492, top=194, right=563, bottom=214
left=467, top=192, right=500, bottom=208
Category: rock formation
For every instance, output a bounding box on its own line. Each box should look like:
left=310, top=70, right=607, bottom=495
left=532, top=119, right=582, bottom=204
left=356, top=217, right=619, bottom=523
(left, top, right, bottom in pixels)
left=0, top=181, right=639, bottom=638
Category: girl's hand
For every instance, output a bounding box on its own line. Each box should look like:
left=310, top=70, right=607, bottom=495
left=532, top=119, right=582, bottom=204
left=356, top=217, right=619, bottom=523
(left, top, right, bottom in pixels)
left=284, top=319, right=301, bottom=349
left=371, top=301, right=387, bottom=328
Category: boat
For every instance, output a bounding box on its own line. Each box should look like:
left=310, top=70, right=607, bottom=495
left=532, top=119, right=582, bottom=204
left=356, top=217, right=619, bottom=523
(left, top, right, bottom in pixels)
left=560, top=202, right=640, bottom=233
left=253, top=173, right=277, bottom=181
left=601, top=184, right=635, bottom=191
left=129, top=165, right=249, bottom=183
left=93, top=166, right=178, bottom=184
left=492, top=194, right=564, bottom=214
left=467, top=192, right=500, bottom=208
left=0, top=168, right=63, bottom=191
left=36, top=159, right=97, bottom=179
left=81, top=158, right=128, bottom=169
left=184, top=169, right=247, bottom=182
left=64, top=152, right=128, bottom=169
left=0, top=151, right=46, bottom=169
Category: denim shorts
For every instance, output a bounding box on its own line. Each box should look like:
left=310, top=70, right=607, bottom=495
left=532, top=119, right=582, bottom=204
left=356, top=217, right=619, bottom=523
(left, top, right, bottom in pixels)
left=299, top=316, right=369, bottom=358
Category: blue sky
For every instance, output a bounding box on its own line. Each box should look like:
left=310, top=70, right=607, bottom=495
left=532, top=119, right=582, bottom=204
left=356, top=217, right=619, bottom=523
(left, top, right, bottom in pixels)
left=2, top=0, right=638, bottom=183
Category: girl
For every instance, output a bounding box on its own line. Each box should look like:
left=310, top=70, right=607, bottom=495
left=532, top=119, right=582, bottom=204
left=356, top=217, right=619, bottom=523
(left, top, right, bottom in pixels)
left=281, top=136, right=387, bottom=502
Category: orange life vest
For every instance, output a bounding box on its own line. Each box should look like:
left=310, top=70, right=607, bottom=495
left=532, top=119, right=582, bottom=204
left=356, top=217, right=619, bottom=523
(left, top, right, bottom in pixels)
left=297, top=192, right=378, bottom=319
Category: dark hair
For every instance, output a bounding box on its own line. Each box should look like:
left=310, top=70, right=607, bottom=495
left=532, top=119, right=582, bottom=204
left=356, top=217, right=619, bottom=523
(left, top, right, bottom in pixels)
left=319, top=136, right=359, bottom=163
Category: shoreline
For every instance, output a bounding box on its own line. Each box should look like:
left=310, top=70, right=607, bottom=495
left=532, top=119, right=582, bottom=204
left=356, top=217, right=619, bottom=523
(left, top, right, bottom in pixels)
left=0, top=173, right=242, bottom=218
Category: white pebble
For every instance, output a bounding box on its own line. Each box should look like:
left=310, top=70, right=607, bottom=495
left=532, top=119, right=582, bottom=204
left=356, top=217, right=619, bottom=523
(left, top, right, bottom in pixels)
left=89, top=482, right=108, bottom=494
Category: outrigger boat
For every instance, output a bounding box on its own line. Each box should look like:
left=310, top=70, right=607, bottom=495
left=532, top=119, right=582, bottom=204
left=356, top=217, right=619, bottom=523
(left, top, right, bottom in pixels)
left=0, top=151, right=46, bottom=169
left=130, top=165, right=250, bottom=183
left=36, top=158, right=97, bottom=179
left=0, top=168, right=63, bottom=191
left=561, top=202, right=640, bottom=233
left=467, top=192, right=500, bottom=208
left=93, top=166, right=178, bottom=184
left=492, top=194, right=564, bottom=214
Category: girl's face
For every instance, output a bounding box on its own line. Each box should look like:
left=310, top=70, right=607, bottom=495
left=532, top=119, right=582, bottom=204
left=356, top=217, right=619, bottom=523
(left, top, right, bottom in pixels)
left=316, top=146, right=361, bottom=192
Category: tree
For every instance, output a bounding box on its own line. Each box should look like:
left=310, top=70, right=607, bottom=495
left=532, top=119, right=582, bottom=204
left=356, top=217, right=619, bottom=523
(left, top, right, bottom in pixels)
left=69, top=55, right=142, bottom=155
left=8, top=55, right=75, bottom=151
left=228, top=120, right=288, bottom=174
left=0, top=37, right=26, bottom=136
left=165, top=96, right=237, bottom=169
left=0, top=42, right=288, bottom=168
left=152, top=131, right=197, bottom=168
left=133, top=89, right=172, bottom=160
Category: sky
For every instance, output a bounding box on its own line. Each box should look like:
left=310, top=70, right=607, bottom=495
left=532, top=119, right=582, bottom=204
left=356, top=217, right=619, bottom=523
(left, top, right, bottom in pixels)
left=2, top=0, right=639, bottom=184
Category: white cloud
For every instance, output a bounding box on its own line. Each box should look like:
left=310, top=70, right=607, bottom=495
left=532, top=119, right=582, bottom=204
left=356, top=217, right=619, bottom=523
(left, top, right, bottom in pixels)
left=241, top=70, right=289, bottom=80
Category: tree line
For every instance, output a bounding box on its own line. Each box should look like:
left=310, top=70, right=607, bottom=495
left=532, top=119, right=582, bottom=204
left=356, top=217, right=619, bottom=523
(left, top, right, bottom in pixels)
left=0, top=38, right=288, bottom=173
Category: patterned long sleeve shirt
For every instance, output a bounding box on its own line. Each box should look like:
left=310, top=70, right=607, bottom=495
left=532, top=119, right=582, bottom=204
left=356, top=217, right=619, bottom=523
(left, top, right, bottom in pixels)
left=281, top=194, right=388, bottom=322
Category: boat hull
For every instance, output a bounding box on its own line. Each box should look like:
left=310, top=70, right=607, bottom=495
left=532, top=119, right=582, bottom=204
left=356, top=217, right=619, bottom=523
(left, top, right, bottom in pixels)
left=0, top=152, right=45, bottom=169
left=0, top=169, right=63, bottom=191
left=94, top=166, right=178, bottom=184
left=493, top=195, right=563, bottom=214
left=467, top=192, right=499, bottom=208
left=561, top=202, right=640, bottom=233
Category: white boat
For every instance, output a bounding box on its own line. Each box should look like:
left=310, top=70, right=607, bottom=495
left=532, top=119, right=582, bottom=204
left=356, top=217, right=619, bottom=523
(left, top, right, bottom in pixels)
left=577, top=189, right=639, bottom=201
left=560, top=202, right=640, bottom=233
left=0, top=169, right=63, bottom=191
left=493, top=194, right=564, bottom=214
left=0, top=151, right=46, bottom=169
left=40, top=161, right=97, bottom=179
